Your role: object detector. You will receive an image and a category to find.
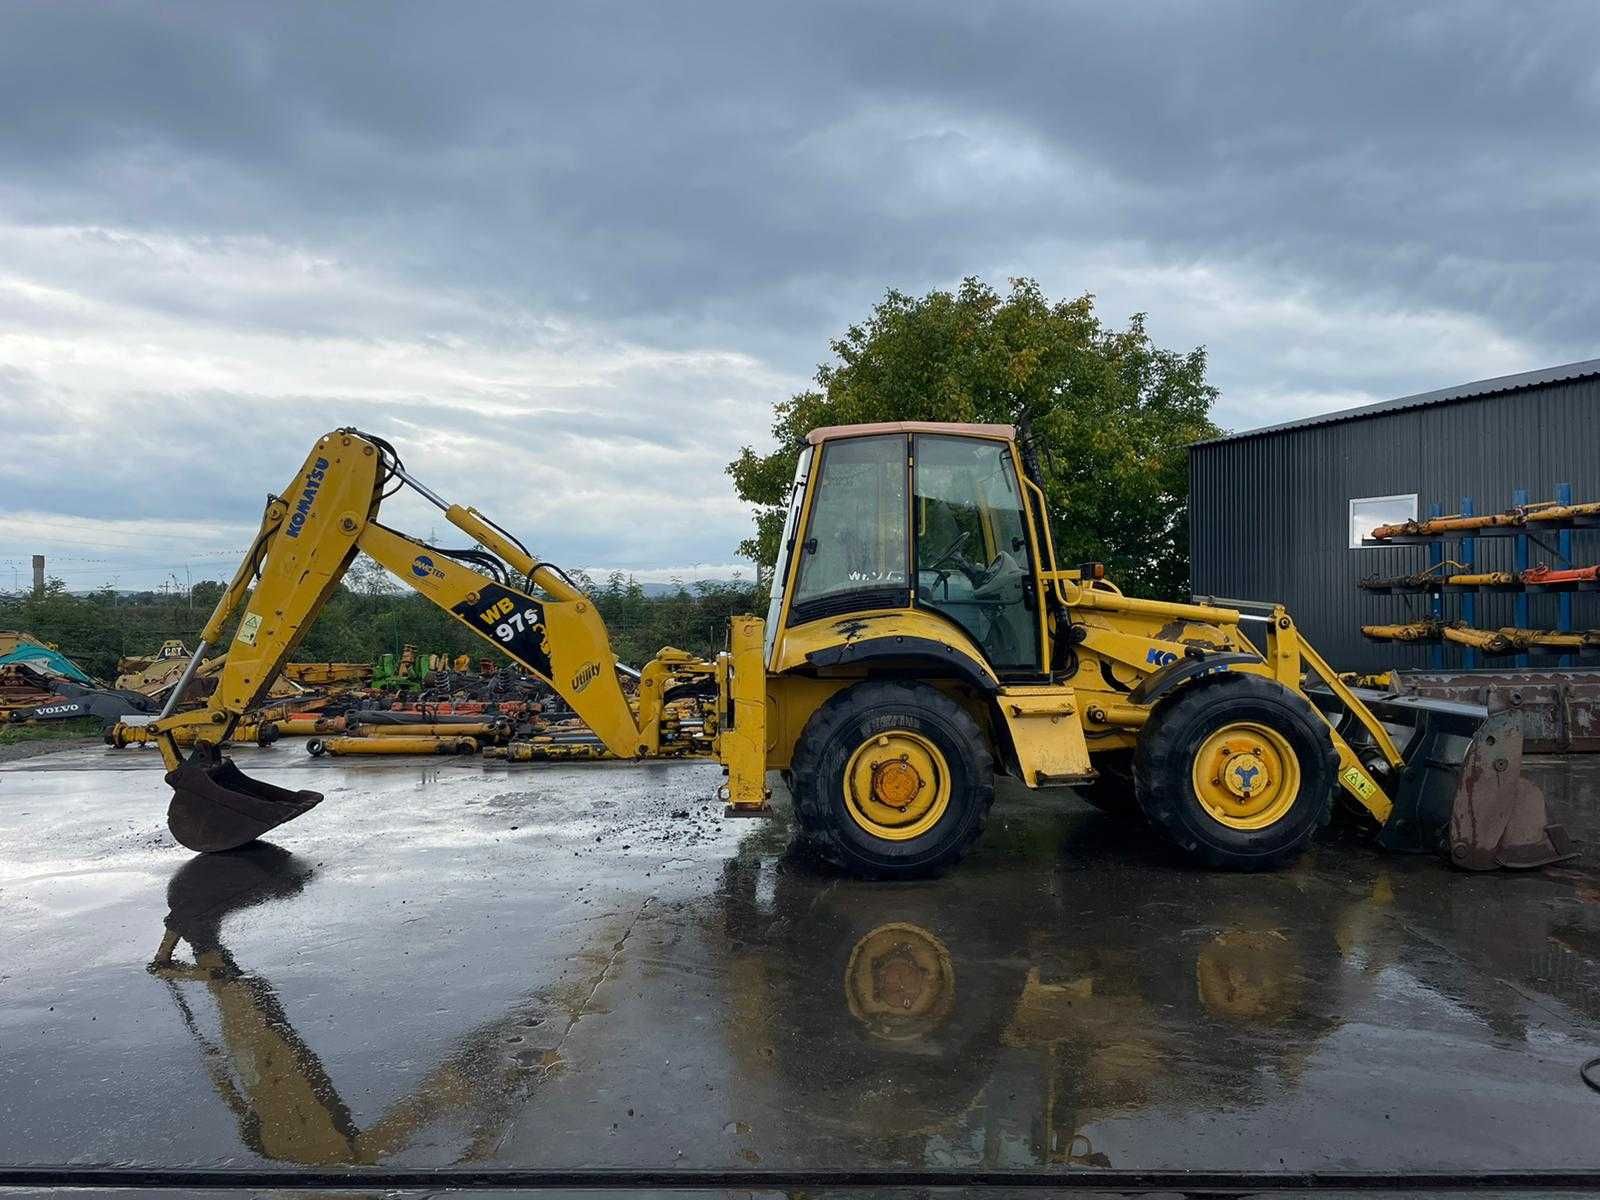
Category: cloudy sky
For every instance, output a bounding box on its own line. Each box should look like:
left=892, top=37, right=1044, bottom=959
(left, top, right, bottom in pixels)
left=1, top=1, right=1596, bottom=591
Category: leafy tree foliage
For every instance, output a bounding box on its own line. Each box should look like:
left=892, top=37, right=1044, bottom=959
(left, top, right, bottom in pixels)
left=727, top=277, right=1220, bottom=599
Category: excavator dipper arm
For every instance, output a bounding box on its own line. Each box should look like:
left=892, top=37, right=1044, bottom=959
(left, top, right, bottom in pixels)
left=154, top=429, right=648, bottom=851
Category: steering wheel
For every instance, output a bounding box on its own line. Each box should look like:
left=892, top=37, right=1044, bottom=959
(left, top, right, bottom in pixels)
left=924, top=529, right=985, bottom=597
left=970, top=551, right=1016, bottom=597
left=926, top=529, right=974, bottom=573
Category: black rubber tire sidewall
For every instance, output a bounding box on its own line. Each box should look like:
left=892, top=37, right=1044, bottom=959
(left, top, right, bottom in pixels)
left=1134, top=675, right=1337, bottom=870
left=791, top=681, right=993, bottom=879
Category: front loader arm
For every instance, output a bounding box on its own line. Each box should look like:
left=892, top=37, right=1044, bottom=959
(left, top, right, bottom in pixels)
left=152, top=430, right=647, bottom=776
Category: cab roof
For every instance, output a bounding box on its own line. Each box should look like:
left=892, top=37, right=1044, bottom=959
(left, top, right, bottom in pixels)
left=805, top=421, right=1016, bottom=445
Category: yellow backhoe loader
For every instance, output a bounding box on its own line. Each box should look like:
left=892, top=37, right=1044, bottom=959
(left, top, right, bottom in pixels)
left=149, top=424, right=1572, bottom=876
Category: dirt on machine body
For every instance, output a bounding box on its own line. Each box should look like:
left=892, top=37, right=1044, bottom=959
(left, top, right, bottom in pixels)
left=145, top=425, right=1570, bottom=877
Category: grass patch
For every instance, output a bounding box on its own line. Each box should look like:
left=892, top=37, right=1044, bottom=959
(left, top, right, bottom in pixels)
left=0, top=717, right=102, bottom=745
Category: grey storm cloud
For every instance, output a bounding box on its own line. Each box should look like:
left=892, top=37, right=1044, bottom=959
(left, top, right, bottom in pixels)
left=0, top=0, right=1596, bottom=585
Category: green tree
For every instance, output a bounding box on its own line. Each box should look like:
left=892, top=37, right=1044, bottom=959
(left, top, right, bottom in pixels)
left=189, top=580, right=226, bottom=611
left=727, top=277, right=1220, bottom=599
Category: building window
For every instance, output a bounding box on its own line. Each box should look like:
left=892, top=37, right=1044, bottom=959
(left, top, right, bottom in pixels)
left=1349, top=494, right=1417, bottom=548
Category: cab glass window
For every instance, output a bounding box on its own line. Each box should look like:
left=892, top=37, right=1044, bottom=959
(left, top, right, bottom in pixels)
left=789, top=435, right=909, bottom=621
left=913, top=435, right=1038, bottom=671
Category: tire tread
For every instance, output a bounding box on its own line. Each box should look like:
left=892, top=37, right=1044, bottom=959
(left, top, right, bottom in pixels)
left=790, top=681, right=994, bottom=879
left=1134, top=673, right=1339, bottom=870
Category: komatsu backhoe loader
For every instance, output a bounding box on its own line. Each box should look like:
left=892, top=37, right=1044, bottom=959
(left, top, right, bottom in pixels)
left=149, top=424, right=1572, bottom=876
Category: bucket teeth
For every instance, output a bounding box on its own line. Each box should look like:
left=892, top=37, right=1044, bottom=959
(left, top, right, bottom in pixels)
left=165, top=742, right=323, bottom=853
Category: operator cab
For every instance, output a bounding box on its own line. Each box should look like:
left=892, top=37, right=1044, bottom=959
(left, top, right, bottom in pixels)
left=765, top=422, right=1043, bottom=675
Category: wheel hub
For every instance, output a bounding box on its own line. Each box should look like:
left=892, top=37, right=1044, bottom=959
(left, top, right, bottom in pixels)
left=871, top=757, right=924, bottom=807
left=843, top=731, right=951, bottom=841
left=1220, top=749, right=1269, bottom=798
left=1191, top=721, right=1302, bottom=830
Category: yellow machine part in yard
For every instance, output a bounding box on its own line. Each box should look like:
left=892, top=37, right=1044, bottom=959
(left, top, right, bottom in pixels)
left=147, top=425, right=1571, bottom=877
left=108, top=721, right=280, bottom=749
left=1365, top=620, right=1600, bottom=655
left=307, top=735, right=479, bottom=756
left=344, top=721, right=512, bottom=741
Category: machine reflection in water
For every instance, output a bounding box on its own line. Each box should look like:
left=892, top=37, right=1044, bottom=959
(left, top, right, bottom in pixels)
left=148, top=844, right=558, bottom=1165
left=710, top=815, right=1431, bottom=1168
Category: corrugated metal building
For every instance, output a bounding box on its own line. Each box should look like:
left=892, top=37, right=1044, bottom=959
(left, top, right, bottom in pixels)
left=1189, top=359, right=1600, bottom=673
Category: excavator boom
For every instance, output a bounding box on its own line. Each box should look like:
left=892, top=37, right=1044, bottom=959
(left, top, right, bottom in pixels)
left=154, top=429, right=678, bottom=851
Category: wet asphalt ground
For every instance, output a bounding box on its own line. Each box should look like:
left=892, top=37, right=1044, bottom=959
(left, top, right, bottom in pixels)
left=1, top=743, right=1598, bottom=1180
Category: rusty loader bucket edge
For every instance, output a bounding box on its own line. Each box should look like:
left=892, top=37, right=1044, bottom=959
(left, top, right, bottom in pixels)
left=1360, top=695, right=1575, bottom=870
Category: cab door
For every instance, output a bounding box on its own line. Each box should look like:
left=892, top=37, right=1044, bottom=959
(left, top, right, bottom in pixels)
left=785, top=434, right=911, bottom=625
left=912, top=434, right=1041, bottom=674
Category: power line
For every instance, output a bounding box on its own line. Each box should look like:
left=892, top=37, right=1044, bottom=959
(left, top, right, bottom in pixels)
left=0, top=556, right=233, bottom=569
left=0, top=534, right=234, bottom=552
left=0, top=555, right=235, bottom=572
left=0, top=513, right=251, bottom=544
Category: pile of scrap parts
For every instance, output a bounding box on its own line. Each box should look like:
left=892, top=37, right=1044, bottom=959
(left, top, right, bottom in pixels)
left=0, top=663, right=65, bottom=717
left=302, top=683, right=712, bottom=762
left=0, top=630, right=94, bottom=684
left=1, top=632, right=154, bottom=726
left=1363, top=620, right=1600, bottom=656
left=103, top=640, right=681, bottom=763
left=1368, top=498, right=1600, bottom=540
left=106, top=641, right=391, bottom=748
left=114, top=639, right=311, bottom=707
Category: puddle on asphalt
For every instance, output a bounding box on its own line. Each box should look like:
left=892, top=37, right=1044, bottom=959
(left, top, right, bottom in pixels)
left=688, top=778, right=1600, bottom=1169
left=135, top=842, right=567, bottom=1167
left=6, top=757, right=1598, bottom=1173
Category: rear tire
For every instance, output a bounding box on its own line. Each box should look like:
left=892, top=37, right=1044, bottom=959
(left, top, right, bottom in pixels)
left=1134, top=674, right=1337, bottom=870
left=790, top=681, right=994, bottom=879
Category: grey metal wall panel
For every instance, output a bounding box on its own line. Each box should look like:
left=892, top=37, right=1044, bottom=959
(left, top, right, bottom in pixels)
left=1189, top=377, right=1600, bottom=672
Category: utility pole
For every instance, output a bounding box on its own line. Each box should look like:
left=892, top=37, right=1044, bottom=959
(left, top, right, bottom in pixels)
left=31, top=554, right=44, bottom=596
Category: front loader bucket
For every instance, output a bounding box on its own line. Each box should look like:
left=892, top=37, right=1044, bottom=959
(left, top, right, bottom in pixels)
left=165, top=741, right=323, bottom=853
left=1370, top=702, right=1575, bottom=870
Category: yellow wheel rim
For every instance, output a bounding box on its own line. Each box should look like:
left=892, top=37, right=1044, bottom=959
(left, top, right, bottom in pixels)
left=1190, top=721, right=1301, bottom=830
left=843, top=730, right=951, bottom=841
left=843, top=922, right=955, bottom=1040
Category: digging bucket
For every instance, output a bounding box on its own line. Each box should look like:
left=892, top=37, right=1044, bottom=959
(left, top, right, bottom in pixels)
left=165, top=741, right=324, bottom=852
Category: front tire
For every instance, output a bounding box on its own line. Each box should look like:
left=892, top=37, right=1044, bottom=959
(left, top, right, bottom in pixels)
left=790, top=681, right=994, bottom=879
left=1134, top=674, right=1337, bottom=870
